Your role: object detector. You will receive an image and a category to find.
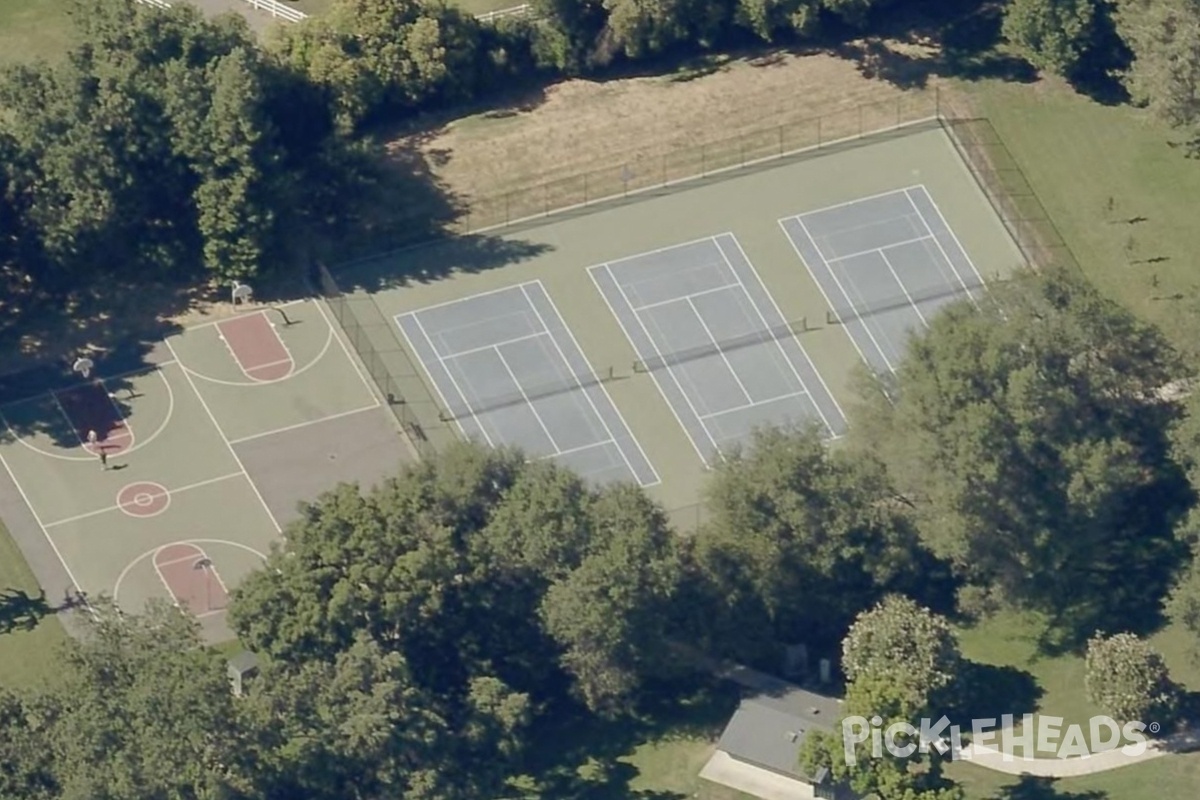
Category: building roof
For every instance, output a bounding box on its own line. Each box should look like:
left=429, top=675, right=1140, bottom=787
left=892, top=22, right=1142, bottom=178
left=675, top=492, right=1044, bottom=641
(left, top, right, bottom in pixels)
left=715, top=686, right=842, bottom=782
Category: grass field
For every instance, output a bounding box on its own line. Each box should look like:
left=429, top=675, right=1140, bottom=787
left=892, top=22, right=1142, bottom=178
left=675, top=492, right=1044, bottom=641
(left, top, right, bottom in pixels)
left=0, top=0, right=73, bottom=65
left=0, top=520, right=68, bottom=690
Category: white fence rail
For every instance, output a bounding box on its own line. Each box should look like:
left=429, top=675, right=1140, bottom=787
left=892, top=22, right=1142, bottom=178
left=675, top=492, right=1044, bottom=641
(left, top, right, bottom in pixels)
left=134, top=0, right=172, bottom=8
left=476, top=3, right=530, bottom=22
left=242, top=0, right=308, bottom=22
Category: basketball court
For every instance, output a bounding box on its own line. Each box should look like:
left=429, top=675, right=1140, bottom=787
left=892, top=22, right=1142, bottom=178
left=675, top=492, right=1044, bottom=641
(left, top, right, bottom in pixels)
left=0, top=299, right=407, bottom=642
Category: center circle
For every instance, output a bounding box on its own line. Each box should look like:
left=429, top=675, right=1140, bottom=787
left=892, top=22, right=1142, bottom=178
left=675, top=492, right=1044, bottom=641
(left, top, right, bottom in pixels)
left=117, top=481, right=171, bottom=518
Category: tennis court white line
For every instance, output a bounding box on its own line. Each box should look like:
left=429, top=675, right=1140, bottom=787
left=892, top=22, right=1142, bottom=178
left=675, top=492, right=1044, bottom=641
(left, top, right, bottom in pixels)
left=407, top=312, right=496, bottom=448
left=400, top=283, right=527, bottom=315
left=699, top=389, right=813, bottom=422
left=519, top=282, right=645, bottom=485
left=797, top=216, right=896, bottom=373
left=905, top=186, right=989, bottom=300
left=879, top=249, right=929, bottom=328
left=588, top=265, right=711, bottom=468
left=227, top=403, right=383, bottom=445
left=548, top=438, right=617, bottom=460
left=825, top=234, right=936, bottom=264
left=631, top=282, right=741, bottom=313
left=393, top=314, right=475, bottom=445
left=447, top=331, right=546, bottom=361
left=781, top=217, right=892, bottom=374
left=604, top=233, right=739, bottom=270
left=605, top=265, right=721, bottom=464
left=494, top=345, right=562, bottom=452
left=716, top=233, right=845, bottom=437
left=163, top=338, right=282, bottom=533
left=685, top=295, right=753, bottom=405
left=43, top=471, right=244, bottom=529
left=530, top=282, right=661, bottom=487
left=789, top=184, right=927, bottom=221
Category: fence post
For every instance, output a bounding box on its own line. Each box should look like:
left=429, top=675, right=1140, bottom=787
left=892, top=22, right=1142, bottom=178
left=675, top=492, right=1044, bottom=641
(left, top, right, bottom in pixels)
left=505, top=192, right=510, bottom=225
left=778, top=125, right=783, bottom=156
left=583, top=173, right=588, bottom=204
left=859, top=104, right=863, bottom=137
left=817, top=117, right=822, bottom=148
left=936, top=85, right=941, bottom=118
left=661, top=153, right=666, bottom=186
left=544, top=183, right=548, bottom=216
left=701, top=144, right=706, bottom=176
left=897, top=96, right=902, bottom=127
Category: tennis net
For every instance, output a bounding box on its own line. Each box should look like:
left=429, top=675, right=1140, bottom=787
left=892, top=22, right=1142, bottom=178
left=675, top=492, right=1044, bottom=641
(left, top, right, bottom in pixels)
left=437, top=366, right=616, bottom=422
left=632, top=318, right=809, bottom=373
left=825, top=281, right=984, bottom=325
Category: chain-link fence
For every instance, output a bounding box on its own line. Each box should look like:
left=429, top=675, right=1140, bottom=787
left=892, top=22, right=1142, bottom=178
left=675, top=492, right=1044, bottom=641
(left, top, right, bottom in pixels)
left=937, top=101, right=1082, bottom=276
left=313, top=261, right=459, bottom=458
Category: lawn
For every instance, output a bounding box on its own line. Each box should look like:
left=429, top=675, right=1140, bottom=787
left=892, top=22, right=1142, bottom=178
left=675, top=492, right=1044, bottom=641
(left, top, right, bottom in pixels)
left=512, top=675, right=754, bottom=799
left=963, top=77, right=1200, bottom=361
left=0, top=0, right=73, bottom=65
left=0, top=520, right=68, bottom=690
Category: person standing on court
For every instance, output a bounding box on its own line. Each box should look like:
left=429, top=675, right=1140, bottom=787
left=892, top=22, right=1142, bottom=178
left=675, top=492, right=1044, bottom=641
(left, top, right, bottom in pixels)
left=88, top=429, right=107, bottom=470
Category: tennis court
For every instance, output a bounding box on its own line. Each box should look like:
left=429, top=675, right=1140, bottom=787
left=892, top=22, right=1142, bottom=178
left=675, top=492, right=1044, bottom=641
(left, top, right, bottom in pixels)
left=395, top=281, right=658, bottom=487
left=589, top=234, right=845, bottom=465
left=780, top=185, right=986, bottom=374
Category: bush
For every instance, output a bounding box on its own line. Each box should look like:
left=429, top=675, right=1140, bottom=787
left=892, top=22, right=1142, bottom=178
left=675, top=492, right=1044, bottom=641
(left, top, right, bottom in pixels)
left=1085, top=632, right=1178, bottom=726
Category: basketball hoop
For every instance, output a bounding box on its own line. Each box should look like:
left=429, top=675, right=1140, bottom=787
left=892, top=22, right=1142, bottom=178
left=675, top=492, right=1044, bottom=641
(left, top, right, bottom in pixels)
left=231, top=282, right=254, bottom=306
left=72, top=357, right=95, bottom=381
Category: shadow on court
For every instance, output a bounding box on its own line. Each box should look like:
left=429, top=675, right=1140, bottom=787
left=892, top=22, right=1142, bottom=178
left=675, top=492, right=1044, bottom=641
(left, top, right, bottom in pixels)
left=329, top=233, right=555, bottom=293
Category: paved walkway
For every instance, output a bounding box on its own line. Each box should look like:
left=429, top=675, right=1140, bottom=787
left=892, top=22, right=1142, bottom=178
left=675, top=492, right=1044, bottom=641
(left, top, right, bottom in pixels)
left=958, top=728, right=1200, bottom=777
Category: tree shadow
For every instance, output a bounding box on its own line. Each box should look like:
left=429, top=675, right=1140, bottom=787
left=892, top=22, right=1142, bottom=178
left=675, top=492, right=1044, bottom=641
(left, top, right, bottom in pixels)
left=515, top=674, right=738, bottom=799
left=996, top=775, right=1107, bottom=800
left=0, top=588, right=53, bottom=634
left=953, top=660, right=1042, bottom=723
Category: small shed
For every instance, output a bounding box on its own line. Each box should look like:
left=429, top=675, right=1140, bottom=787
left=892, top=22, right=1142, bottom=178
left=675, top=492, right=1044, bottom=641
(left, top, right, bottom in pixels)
left=226, top=650, right=260, bottom=697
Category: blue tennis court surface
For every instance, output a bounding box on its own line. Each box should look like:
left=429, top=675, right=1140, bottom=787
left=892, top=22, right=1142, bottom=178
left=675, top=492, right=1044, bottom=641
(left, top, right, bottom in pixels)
left=395, top=281, right=658, bottom=487
left=589, top=234, right=846, bottom=466
left=780, top=186, right=986, bottom=374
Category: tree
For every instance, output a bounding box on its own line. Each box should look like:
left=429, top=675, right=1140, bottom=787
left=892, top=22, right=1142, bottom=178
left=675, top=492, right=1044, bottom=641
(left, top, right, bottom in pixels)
left=842, top=594, right=962, bottom=717
left=39, top=600, right=255, bottom=800
left=0, top=688, right=56, bottom=800
left=1085, top=631, right=1177, bottom=724
left=194, top=47, right=283, bottom=281
left=690, top=426, right=933, bottom=662
left=853, top=269, right=1189, bottom=640
left=539, top=485, right=682, bottom=714
left=1003, top=0, right=1098, bottom=76
left=1166, top=555, right=1200, bottom=660
left=1114, top=0, right=1200, bottom=150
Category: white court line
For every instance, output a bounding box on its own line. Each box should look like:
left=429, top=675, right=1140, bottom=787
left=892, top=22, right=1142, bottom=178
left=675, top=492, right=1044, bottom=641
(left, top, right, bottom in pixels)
left=163, top=338, right=282, bottom=533
left=781, top=217, right=893, bottom=374
left=44, top=472, right=244, bottom=528
left=549, top=439, right=616, bottom=460
left=185, top=325, right=333, bottom=388
left=879, top=249, right=929, bottom=328
left=699, top=389, right=812, bottom=421
left=716, top=234, right=845, bottom=436
left=905, top=186, right=989, bottom=297
left=314, top=299, right=383, bottom=408
left=528, top=282, right=661, bottom=487
left=826, top=234, right=936, bottom=264
left=393, top=313, right=474, bottom=444
left=604, top=232, right=739, bottom=271
left=631, top=282, right=741, bottom=313
left=247, top=356, right=293, bottom=370
left=227, top=403, right=382, bottom=445
left=444, top=331, right=546, bottom=361
left=686, top=296, right=752, bottom=405
left=399, top=283, right=527, bottom=316
left=789, top=185, right=926, bottom=222
left=0, top=447, right=85, bottom=598
left=493, top=344, right=562, bottom=453
left=795, top=216, right=896, bottom=373
left=155, top=553, right=209, bottom=568
left=181, top=298, right=309, bottom=334
left=49, top=392, right=89, bottom=450
left=406, top=312, right=496, bottom=448
left=218, top=311, right=295, bottom=383
left=601, top=265, right=721, bottom=464
left=0, top=359, right=178, bottom=415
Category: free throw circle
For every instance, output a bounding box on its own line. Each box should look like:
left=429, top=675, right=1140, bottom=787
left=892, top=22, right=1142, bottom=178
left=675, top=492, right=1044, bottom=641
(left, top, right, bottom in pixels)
left=117, top=481, right=170, bottom=518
